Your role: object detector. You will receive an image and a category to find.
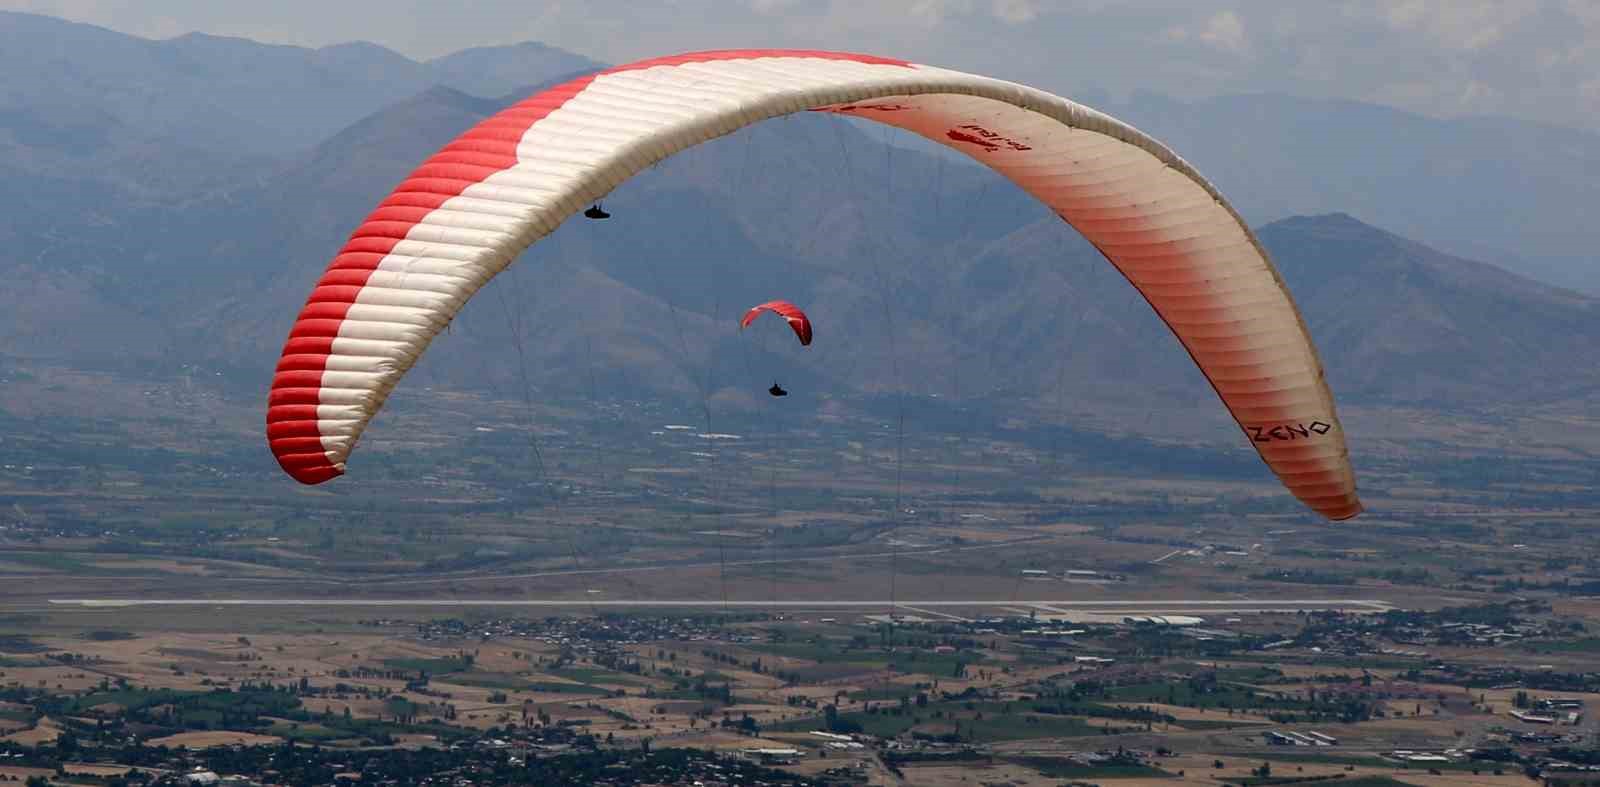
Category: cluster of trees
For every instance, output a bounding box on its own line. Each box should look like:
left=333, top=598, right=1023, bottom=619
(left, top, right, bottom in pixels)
left=20, top=730, right=824, bottom=786
left=1058, top=673, right=1378, bottom=724
left=1029, top=700, right=1176, bottom=725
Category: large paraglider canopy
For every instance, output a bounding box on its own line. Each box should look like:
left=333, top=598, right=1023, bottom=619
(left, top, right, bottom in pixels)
left=265, top=49, right=1362, bottom=521
left=741, top=300, right=813, bottom=346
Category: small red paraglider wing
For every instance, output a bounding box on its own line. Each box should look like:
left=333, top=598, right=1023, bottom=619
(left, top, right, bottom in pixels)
left=740, top=300, right=813, bottom=346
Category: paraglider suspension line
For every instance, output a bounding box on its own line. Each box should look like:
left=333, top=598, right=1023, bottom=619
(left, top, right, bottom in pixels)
left=734, top=317, right=786, bottom=622
left=645, top=258, right=730, bottom=615
left=831, top=115, right=910, bottom=628
left=496, top=268, right=599, bottom=619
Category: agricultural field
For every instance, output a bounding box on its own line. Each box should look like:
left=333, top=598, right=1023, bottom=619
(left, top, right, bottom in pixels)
left=2, top=589, right=1599, bottom=786
left=3, top=384, right=1599, bottom=785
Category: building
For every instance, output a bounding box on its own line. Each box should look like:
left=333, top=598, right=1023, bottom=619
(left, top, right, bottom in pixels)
left=1539, top=698, right=1586, bottom=710
left=740, top=748, right=800, bottom=765
left=1511, top=710, right=1559, bottom=725
left=810, top=731, right=854, bottom=742
left=1123, top=615, right=1204, bottom=626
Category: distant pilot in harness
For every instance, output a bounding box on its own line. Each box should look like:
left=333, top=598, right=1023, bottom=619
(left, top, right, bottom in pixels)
left=583, top=203, right=610, bottom=219
left=768, top=382, right=788, bottom=397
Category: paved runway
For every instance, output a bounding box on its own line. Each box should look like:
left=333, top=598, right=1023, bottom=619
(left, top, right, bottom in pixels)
left=47, top=597, right=1393, bottom=609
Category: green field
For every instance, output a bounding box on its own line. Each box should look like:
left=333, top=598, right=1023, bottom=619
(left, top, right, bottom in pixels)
left=1520, top=637, right=1600, bottom=653
left=1229, top=778, right=1416, bottom=787
left=773, top=700, right=1114, bottom=742
left=550, top=667, right=651, bottom=687
left=0, top=707, right=37, bottom=723
left=524, top=681, right=610, bottom=696
left=749, top=640, right=983, bottom=678
left=264, top=720, right=347, bottom=741
left=1105, top=681, right=1295, bottom=709
left=1231, top=752, right=1484, bottom=773
left=442, top=671, right=529, bottom=690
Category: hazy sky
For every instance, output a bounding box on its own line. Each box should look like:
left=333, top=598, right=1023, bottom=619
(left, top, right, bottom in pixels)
left=7, top=0, right=1598, bottom=132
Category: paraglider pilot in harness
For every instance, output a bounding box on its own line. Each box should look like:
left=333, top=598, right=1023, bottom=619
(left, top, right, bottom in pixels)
left=768, top=382, right=788, bottom=397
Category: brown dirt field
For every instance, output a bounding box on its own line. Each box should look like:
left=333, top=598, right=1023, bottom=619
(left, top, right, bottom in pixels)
left=1269, top=664, right=1370, bottom=680
left=1028, top=522, right=1096, bottom=535
left=0, top=766, right=56, bottom=782
left=81, top=559, right=213, bottom=576
left=10, top=631, right=464, bottom=707
left=427, top=677, right=531, bottom=704
left=1478, top=687, right=1600, bottom=713
left=939, top=526, right=1037, bottom=543
left=62, top=763, right=137, bottom=776
left=460, top=645, right=538, bottom=673
left=389, top=733, right=443, bottom=749
left=143, top=731, right=283, bottom=749
left=782, top=757, right=885, bottom=785
left=300, top=697, right=391, bottom=719
left=2, top=716, right=60, bottom=745
left=721, top=701, right=800, bottom=721
left=2, top=667, right=103, bottom=693
left=1392, top=775, right=1544, bottom=787
left=897, top=761, right=1050, bottom=786
left=1143, top=753, right=1421, bottom=787
left=1127, top=702, right=1276, bottom=723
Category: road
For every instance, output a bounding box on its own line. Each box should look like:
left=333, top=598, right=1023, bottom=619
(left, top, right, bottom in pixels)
left=46, top=598, right=1394, bottom=609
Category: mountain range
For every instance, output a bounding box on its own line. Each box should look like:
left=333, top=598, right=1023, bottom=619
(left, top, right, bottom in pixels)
left=0, top=10, right=1596, bottom=443
left=1098, top=91, right=1599, bottom=294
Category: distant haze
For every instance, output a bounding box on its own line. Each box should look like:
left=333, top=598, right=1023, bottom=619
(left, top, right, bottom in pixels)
left=0, top=9, right=1592, bottom=301
left=6, top=1, right=1599, bottom=137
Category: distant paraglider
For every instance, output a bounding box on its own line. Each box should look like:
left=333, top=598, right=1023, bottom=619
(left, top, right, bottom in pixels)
left=740, top=300, right=812, bottom=346
left=742, top=300, right=811, bottom=397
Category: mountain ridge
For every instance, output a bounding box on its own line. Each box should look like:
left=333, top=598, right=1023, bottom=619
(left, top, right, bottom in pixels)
left=0, top=14, right=1595, bottom=428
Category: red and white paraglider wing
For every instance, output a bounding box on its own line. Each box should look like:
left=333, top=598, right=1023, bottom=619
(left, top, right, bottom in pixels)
left=266, top=49, right=1360, bottom=521
left=740, top=300, right=813, bottom=346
